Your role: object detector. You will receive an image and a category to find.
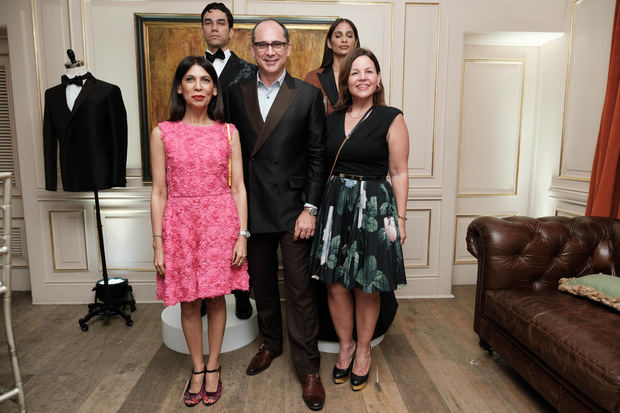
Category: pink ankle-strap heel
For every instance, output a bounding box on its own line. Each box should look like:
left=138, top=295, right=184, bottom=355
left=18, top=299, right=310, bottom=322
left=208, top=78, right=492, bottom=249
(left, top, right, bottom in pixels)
left=183, top=365, right=206, bottom=407
left=203, top=366, right=222, bottom=406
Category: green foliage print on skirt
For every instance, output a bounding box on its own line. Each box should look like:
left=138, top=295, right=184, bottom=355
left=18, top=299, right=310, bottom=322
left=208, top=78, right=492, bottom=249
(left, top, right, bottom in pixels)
left=310, top=177, right=407, bottom=293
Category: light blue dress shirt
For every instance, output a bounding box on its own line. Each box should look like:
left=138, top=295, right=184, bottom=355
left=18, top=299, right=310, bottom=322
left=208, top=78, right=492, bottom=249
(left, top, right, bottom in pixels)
left=256, top=69, right=287, bottom=121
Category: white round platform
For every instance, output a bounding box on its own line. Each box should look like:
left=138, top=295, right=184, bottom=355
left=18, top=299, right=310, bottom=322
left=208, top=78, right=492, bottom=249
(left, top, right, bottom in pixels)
left=161, top=295, right=258, bottom=354
left=318, top=335, right=385, bottom=353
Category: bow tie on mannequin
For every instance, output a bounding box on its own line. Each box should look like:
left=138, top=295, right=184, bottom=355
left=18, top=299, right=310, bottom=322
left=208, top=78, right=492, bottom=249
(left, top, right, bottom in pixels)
left=61, top=72, right=91, bottom=86
left=205, top=48, right=225, bottom=63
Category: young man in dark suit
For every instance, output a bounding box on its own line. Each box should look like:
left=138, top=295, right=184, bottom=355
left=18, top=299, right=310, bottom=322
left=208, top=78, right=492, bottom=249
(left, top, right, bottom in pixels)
left=201, top=2, right=256, bottom=90
left=224, top=18, right=327, bottom=411
left=201, top=2, right=257, bottom=319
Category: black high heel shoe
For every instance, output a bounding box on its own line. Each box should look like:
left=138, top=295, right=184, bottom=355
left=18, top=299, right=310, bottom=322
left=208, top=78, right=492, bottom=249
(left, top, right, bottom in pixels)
left=333, top=344, right=356, bottom=384
left=350, top=353, right=371, bottom=391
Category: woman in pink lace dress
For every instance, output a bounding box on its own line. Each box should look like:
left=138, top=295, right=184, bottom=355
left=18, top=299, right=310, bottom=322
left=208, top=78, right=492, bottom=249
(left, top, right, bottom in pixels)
left=150, top=56, right=249, bottom=407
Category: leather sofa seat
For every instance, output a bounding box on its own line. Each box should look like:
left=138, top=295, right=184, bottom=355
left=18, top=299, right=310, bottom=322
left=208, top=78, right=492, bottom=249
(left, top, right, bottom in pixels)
left=467, top=216, right=620, bottom=412
left=485, top=289, right=620, bottom=412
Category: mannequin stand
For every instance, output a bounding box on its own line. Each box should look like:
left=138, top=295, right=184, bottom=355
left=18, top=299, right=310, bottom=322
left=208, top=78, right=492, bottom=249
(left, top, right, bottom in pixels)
left=78, top=190, right=136, bottom=331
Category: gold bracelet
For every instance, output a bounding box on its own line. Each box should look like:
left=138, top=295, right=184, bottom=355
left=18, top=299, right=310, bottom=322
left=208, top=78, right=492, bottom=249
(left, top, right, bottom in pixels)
left=153, top=235, right=162, bottom=238
left=397, top=215, right=407, bottom=221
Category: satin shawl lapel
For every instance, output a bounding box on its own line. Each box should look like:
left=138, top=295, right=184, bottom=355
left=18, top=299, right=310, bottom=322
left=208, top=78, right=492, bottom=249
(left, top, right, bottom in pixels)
left=240, top=81, right=263, bottom=137
left=316, top=66, right=338, bottom=107
left=69, top=77, right=96, bottom=121
left=54, top=87, right=71, bottom=120
left=220, top=53, right=239, bottom=88
left=251, top=75, right=299, bottom=156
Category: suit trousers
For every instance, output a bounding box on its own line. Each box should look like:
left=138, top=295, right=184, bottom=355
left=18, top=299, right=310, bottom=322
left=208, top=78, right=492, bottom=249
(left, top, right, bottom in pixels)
left=247, top=231, right=320, bottom=377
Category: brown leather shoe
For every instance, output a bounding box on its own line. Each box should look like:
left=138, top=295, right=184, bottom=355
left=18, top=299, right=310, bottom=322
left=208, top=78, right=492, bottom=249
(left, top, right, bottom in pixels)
left=245, top=344, right=282, bottom=375
left=300, top=373, right=325, bottom=411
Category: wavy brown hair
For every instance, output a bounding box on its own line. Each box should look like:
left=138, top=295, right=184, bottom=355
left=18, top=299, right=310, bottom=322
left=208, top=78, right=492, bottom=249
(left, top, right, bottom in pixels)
left=334, top=48, right=386, bottom=111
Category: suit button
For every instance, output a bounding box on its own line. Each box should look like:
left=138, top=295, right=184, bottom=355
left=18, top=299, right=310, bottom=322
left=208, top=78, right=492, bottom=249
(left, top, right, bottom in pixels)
left=273, top=160, right=279, bottom=165
left=250, top=156, right=255, bottom=161
left=272, top=183, right=277, bottom=187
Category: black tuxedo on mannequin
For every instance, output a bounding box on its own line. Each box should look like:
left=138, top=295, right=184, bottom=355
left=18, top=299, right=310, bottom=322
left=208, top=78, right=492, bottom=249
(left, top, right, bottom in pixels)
left=225, top=73, right=326, bottom=376
left=215, top=51, right=256, bottom=90
left=43, top=73, right=127, bottom=191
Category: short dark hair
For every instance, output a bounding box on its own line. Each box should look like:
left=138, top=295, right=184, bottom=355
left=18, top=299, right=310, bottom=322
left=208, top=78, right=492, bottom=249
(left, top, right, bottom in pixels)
left=320, top=18, right=360, bottom=68
left=335, top=48, right=386, bottom=110
left=251, top=18, right=289, bottom=43
left=168, top=56, right=225, bottom=123
left=201, top=2, right=233, bottom=28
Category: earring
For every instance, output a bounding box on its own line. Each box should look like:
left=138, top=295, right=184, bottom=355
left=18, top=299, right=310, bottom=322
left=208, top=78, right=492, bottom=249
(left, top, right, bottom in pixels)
left=376, top=84, right=381, bottom=91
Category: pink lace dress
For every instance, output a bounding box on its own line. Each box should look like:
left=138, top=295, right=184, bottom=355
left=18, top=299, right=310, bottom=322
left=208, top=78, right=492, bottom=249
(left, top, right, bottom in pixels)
left=156, top=121, right=249, bottom=306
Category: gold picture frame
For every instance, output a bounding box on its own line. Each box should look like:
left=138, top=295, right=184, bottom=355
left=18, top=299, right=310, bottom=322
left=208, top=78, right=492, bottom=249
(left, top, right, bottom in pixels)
left=135, top=14, right=333, bottom=180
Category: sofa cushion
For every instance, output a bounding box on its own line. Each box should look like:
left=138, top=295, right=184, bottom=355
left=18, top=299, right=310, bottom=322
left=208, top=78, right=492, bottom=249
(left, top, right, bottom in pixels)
left=485, top=289, right=620, bottom=412
left=559, top=273, right=620, bottom=311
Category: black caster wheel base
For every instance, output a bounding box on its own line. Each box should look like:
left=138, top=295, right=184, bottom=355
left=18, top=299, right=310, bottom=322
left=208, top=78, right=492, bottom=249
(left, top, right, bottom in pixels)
left=126, top=319, right=133, bottom=327
left=79, top=321, right=88, bottom=332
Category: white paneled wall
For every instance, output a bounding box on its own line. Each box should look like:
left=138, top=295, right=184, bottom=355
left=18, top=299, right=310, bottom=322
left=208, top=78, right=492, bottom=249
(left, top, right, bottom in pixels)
left=403, top=3, right=439, bottom=180
left=0, top=0, right=613, bottom=302
left=559, top=0, right=614, bottom=181
left=458, top=60, right=524, bottom=196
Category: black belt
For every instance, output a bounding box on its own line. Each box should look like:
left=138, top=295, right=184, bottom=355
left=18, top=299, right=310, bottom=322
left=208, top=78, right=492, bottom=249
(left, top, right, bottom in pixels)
left=334, top=173, right=385, bottom=181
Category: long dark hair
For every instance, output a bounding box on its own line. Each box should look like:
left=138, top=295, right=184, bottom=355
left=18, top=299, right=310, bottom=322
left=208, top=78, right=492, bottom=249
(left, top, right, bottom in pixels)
left=168, top=56, right=225, bottom=122
left=334, top=48, right=386, bottom=110
left=320, top=18, right=360, bottom=69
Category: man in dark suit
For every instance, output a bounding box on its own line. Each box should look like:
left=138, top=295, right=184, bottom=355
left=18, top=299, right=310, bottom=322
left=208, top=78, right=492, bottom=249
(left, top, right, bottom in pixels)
left=201, top=2, right=256, bottom=90
left=224, top=19, right=327, bottom=411
left=201, top=2, right=257, bottom=320
left=43, top=72, right=127, bottom=191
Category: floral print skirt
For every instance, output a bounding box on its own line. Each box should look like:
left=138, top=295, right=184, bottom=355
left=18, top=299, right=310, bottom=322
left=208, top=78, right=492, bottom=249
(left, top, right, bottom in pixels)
left=310, top=176, right=407, bottom=292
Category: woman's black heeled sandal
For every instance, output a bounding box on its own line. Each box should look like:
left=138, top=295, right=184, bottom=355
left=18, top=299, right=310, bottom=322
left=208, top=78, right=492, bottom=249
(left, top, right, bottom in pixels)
left=350, top=353, right=371, bottom=391
left=333, top=345, right=356, bottom=384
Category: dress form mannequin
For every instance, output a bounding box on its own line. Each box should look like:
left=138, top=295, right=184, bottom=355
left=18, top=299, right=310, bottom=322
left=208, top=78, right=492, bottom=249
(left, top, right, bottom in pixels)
left=64, top=59, right=87, bottom=111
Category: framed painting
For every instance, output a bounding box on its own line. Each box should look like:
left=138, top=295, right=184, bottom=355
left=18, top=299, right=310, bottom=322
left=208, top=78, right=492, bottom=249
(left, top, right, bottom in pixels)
left=135, top=13, right=334, bottom=181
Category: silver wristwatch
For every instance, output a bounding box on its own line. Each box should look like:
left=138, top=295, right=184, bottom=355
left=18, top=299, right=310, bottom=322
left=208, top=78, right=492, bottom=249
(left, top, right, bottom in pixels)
left=304, top=206, right=318, bottom=216
left=239, top=230, right=251, bottom=239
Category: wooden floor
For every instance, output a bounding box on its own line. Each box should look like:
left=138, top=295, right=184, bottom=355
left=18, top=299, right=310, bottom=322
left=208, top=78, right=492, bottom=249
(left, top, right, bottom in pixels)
left=0, top=286, right=554, bottom=413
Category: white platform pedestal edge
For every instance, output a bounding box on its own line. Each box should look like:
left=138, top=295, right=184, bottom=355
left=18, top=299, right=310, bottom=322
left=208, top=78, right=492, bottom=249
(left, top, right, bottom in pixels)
left=161, top=295, right=258, bottom=354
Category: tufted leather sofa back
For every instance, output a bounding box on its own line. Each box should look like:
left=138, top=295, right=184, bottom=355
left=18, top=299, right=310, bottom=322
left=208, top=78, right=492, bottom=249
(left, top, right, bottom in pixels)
left=466, top=216, right=620, bottom=292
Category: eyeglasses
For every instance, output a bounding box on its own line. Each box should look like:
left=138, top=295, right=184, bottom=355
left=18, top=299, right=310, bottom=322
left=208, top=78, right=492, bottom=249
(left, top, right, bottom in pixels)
left=253, top=41, right=287, bottom=52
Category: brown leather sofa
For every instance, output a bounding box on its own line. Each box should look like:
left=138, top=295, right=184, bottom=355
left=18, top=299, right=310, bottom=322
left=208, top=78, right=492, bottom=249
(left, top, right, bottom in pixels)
left=466, top=216, right=620, bottom=412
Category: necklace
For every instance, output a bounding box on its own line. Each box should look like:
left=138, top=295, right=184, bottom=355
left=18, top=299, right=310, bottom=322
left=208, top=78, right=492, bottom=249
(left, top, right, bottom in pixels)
left=347, top=106, right=373, bottom=119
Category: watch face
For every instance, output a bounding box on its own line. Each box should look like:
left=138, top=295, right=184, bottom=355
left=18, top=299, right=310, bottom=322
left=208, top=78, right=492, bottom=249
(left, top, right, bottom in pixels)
left=308, top=207, right=318, bottom=216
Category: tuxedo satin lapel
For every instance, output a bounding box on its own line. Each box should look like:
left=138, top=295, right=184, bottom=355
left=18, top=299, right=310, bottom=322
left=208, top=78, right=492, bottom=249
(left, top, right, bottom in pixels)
left=219, top=54, right=238, bottom=89
left=241, top=81, right=263, bottom=135
left=69, top=77, right=96, bottom=120
left=251, top=79, right=299, bottom=156
left=52, top=88, right=72, bottom=136
left=316, top=66, right=338, bottom=106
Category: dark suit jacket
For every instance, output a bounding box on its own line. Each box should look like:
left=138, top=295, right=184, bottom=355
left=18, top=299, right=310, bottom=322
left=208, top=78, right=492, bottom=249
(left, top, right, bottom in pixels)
left=225, top=73, right=327, bottom=233
left=43, top=73, right=127, bottom=191
left=218, top=51, right=257, bottom=90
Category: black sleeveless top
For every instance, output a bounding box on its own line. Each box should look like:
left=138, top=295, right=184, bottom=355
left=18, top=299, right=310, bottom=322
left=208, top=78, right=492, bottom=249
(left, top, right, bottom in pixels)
left=327, top=106, right=403, bottom=177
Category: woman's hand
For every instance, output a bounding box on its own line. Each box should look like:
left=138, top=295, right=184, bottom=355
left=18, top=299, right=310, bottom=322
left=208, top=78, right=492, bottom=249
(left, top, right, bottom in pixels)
left=398, top=217, right=407, bottom=245
left=153, top=238, right=165, bottom=276
left=231, top=237, right=247, bottom=267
